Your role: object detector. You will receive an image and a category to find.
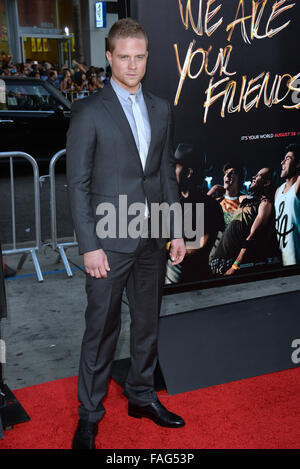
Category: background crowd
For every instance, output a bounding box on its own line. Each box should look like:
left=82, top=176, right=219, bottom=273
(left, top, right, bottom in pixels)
left=0, top=51, right=111, bottom=98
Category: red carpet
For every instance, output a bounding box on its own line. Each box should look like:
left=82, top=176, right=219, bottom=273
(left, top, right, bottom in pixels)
left=1, top=368, right=300, bottom=449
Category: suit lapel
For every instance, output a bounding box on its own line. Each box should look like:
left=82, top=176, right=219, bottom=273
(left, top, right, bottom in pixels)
left=100, top=84, right=159, bottom=175
left=100, top=84, right=143, bottom=172
left=143, top=91, right=157, bottom=174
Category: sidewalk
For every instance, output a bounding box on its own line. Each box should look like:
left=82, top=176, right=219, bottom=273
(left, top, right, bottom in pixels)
left=2, top=244, right=300, bottom=390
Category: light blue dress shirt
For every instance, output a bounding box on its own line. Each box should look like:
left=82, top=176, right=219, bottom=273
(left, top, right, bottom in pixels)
left=110, top=78, right=151, bottom=156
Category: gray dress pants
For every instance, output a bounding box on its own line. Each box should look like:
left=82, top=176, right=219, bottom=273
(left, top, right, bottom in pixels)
left=77, top=236, right=167, bottom=423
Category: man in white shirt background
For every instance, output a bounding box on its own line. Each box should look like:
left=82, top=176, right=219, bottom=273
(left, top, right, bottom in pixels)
left=275, top=144, right=300, bottom=266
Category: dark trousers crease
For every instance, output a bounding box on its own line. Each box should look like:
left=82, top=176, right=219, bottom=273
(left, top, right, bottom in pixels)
left=78, top=236, right=167, bottom=423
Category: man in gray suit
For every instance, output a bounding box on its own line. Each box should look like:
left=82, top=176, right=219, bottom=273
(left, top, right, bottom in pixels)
left=67, top=18, right=186, bottom=449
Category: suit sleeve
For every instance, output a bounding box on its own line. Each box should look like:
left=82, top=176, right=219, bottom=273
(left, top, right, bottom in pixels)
left=160, top=101, right=182, bottom=239
left=66, top=100, right=102, bottom=255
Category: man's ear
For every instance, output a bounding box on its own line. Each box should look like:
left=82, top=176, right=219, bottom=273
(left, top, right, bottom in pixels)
left=106, top=50, right=112, bottom=66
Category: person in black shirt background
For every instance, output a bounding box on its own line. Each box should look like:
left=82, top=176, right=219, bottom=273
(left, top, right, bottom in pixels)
left=166, top=146, right=225, bottom=284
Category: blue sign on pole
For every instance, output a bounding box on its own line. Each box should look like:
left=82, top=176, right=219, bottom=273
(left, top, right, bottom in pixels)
left=95, top=1, right=107, bottom=29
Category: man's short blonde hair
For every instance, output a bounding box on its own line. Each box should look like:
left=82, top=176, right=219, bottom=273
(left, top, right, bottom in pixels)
left=107, top=18, right=148, bottom=52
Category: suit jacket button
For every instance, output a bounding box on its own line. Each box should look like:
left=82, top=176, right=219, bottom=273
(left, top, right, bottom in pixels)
left=143, top=176, right=146, bottom=181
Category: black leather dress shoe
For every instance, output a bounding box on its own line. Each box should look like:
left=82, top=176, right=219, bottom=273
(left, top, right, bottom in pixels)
left=72, top=419, right=98, bottom=449
left=128, top=400, right=185, bottom=428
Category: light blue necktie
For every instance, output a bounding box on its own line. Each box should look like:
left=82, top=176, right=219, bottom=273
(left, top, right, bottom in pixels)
left=128, top=93, right=149, bottom=168
left=129, top=93, right=149, bottom=217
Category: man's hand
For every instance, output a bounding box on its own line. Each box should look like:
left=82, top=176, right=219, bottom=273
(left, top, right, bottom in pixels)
left=83, top=249, right=110, bottom=278
left=169, top=238, right=186, bottom=265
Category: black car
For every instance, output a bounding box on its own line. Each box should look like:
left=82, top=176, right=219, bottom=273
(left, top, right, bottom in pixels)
left=0, top=76, right=71, bottom=164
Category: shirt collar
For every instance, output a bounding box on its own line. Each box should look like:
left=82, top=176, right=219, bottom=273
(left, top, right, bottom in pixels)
left=110, top=77, right=143, bottom=102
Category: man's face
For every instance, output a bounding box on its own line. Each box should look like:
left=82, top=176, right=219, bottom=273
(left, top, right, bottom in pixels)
left=280, top=151, right=299, bottom=179
left=106, top=37, right=148, bottom=93
left=250, top=167, right=270, bottom=192
left=223, top=167, right=240, bottom=192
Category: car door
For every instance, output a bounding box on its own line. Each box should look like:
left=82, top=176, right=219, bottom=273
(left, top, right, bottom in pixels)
left=0, top=78, right=70, bottom=162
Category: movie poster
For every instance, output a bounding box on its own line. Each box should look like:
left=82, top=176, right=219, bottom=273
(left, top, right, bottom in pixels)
left=133, top=0, right=300, bottom=285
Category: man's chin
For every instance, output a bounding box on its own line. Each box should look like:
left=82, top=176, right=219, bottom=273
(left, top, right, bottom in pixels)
left=113, top=75, right=142, bottom=92
left=125, top=74, right=142, bottom=84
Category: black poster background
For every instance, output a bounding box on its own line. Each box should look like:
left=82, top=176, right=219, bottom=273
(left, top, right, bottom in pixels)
left=133, top=0, right=300, bottom=179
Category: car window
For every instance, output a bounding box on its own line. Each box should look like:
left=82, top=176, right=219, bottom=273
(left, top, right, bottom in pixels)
left=3, top=82, right=64, bottom=111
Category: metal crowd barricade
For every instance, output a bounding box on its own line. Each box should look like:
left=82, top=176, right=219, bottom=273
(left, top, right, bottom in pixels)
left=49, top=149, right=77, bottom=277
left=0, top=152, right=43, bottom=282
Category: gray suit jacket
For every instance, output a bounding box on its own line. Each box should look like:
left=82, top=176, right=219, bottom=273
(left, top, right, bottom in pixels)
left=66, top=83, right=180, bottom=255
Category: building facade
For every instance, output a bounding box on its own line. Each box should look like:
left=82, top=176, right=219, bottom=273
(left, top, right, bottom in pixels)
left=0, top=0, right=120, bottom=69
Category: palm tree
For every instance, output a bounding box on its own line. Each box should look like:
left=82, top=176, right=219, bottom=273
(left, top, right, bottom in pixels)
left=72, top=0, right=85, bottom=64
